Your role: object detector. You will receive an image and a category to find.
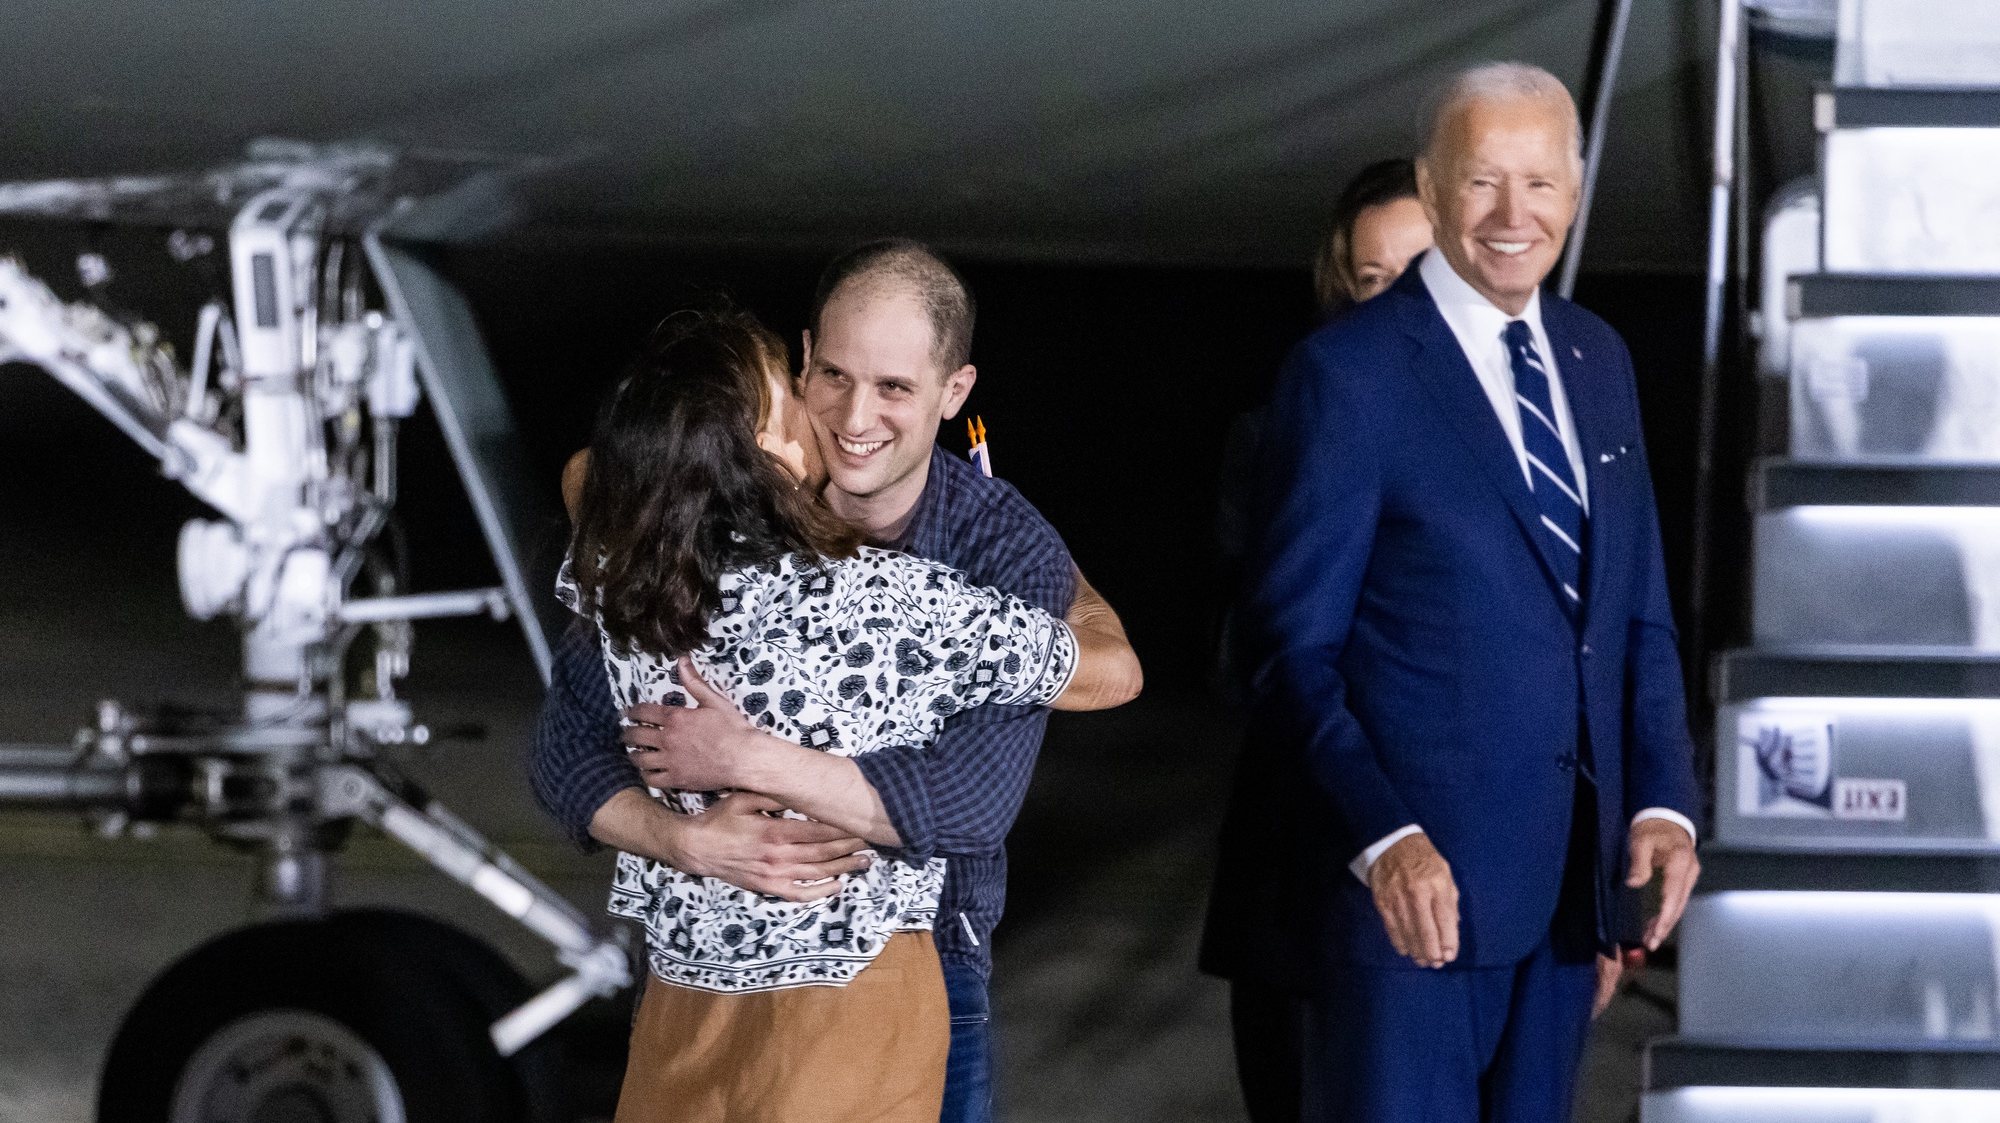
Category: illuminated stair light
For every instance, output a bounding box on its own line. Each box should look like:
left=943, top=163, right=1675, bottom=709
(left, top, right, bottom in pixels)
left=1647, top=1085, right=2000, bottom=1122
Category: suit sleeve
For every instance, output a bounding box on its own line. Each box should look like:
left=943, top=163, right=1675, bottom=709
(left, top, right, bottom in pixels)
left=1245, top=338, right=1419, bottom=849
left=1617, top=347, right=1704, bottom=827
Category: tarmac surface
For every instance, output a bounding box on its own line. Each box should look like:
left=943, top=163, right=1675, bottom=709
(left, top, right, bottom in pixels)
left=0, top=387, right=1674, bottom=1122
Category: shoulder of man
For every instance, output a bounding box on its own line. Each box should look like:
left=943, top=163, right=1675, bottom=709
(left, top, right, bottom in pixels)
left=924, top=445, right=1074, bottom=611
left=1285, top=282, right=1425, bottom=393
left=1544, top=291, right=1633, bottom=363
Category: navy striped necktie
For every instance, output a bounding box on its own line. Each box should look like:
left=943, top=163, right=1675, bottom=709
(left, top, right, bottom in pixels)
left=1504, top=319, right=1585, bottom=615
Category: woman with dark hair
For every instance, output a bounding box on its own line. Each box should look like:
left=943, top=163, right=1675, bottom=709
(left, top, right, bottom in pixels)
left=1309, top=156, right=1435, bottom=314
left=561, top=306, right=1140, bottom=1122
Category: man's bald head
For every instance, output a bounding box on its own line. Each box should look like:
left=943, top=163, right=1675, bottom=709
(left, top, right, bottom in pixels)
left=809, top=239, right=976, bottom=376
left=1420, top=62, right=1582, bottom=176
left=798, top=239, right=981, bottom=535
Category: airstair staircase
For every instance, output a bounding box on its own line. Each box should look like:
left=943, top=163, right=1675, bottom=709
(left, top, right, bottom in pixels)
left=1641, top=1, right=2000, bottom=1119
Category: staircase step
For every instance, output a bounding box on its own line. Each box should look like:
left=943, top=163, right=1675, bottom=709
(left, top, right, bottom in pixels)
left=1822, top=123, right=2000, bottom=271
left=1717, top=648, right=2000, bottom=702
left=1697, top=848, right=2000, bottom=894
left=1832, top=0, right=2000, bottom=90
left=1749, top=510, right=1995, bottom=646
left=1643, top=1086, right=2000, bottom=1122
left=1679, top=889, right=2000, bottom=1042
left=1716, top=699, right=2000, bottom=851
left=1641, top=1040, right=2000, bottom=1122
left=1754, top=460, right=2000, bottom=508
left=1647, top=1036, right=2000, bottom=1091
left=1778, top=309, right=2000, bottom=462
left=1821, top=86, right=2000, bottom=130
left=1790, top=274, right=2000, bottom=318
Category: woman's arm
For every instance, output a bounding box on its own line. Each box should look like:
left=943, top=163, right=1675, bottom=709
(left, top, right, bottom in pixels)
left=620, top=666, right=906, bottom=848
left=1050, top=569, right=1143, bottom=712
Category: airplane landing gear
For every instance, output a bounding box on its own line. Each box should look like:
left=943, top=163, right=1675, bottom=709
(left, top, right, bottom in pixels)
left=97, top=910, right=573, bottom=1123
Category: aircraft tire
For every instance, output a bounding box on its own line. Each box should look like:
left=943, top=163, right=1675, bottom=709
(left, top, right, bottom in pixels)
left=96, top=909, right=569, bottom=1123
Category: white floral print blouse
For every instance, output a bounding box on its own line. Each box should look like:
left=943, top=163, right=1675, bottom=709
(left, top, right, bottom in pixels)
left=558, top=546, right=1078, bottom=993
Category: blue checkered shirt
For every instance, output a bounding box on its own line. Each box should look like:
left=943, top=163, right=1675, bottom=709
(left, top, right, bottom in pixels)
left=529, top=444, right=1075, bottom=977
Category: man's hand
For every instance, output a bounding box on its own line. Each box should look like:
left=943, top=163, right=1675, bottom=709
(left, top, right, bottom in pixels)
left=1593, top=953, right=1622, bottom=1017
left=1626, top=817, right=1700, bottom=951
left=1369, top=832, right=1460, bottom=968
left=623, top=658, right=764, bottom=792
left=624, top=659, right=905, bottom=846
left=593, top=788, right=872, bottom=903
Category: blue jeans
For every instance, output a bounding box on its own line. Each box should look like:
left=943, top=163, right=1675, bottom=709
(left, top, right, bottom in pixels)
left=940, top=961, right=994, bottom=1123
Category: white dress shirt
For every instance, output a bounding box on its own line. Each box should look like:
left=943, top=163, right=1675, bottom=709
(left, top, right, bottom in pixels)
left=1350, top=253, right=1696, bottom=884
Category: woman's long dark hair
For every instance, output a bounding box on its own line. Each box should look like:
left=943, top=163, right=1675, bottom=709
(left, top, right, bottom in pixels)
left=1311, top=157, right=1421, bottom=315
left=568, top=305, right=861, bottom=656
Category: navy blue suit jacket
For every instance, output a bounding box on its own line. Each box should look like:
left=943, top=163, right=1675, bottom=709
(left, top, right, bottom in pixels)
left=1202, top=263, right=1701, bottom=984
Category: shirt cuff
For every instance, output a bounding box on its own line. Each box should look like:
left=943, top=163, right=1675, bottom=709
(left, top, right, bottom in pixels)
left=1349, top=824, right=1425, bottom=885
left=1632, top=807, right=1698, bottom=843
left=853, top=746, right=937, bottom=864
left=1343, top=815, right=1692, bottom=889
left=565, top=762, right=647, bottom=852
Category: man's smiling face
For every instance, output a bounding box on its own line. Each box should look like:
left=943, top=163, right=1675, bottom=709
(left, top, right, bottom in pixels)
left=1418, top=94, right=1581, bottom=316
left=800, top=283, right=975, bottom=525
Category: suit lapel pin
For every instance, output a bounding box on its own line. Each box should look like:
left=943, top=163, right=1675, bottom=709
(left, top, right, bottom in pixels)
left=1571, top=346, right=1583, bottom=360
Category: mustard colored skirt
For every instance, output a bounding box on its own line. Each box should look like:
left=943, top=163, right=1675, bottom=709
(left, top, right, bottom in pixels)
left=613, top=931, right=950, bottom=1123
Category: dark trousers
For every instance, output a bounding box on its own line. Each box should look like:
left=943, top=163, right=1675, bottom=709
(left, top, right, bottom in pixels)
left=1230, top=979, right=1306, bottom=1123
left=1245, top=780, right=1603, bottom=1123
left=1297, top=931, right=1597, bottom=1122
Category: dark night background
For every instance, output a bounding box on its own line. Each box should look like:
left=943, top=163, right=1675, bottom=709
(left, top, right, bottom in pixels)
left=448, top=243, right=1716, bottom=693
left=0, top=223, right=1728, bottom=1120
left=0, top=2, right=1821, bottom=1115
left=0, top=221, right=1729, bottom=746
left=503, top=247, right=1715, bottom=690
